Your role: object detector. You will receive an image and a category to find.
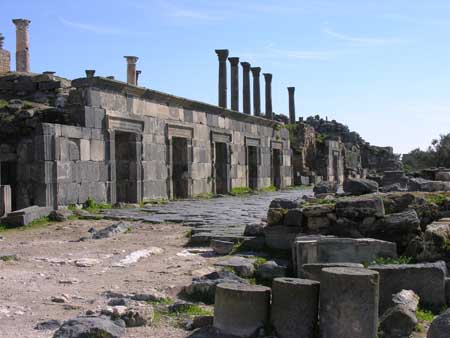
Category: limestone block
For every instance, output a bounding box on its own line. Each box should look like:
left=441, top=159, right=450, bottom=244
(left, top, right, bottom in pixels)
left=214, top=283, right=271, bottom=337
left=301, top=262, right=364, bottom=280
left=56, top=162, right=73, bottom=183
left=68, top=140, right=80, bottom=161
left=320, top=267, right=379, bottom=338
left=34, top=135, right=56, bottom=161
left=80, top=139, right=90, bottom=161
left=264, top=225, right=302, bottom=250
left=369, top=261, right=447, bottom=313
left=61, top=125, right=82, bottom=139
left=271, top=278, right=319, bottom=338
left=335, top=196, right=385, bottom=219
left=0, top=185, right=12, bottom=217
left=90, top=140, right=105, bottom=161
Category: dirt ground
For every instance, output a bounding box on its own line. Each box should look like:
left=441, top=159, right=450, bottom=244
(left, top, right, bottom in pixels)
left=0, top=218, right=431, bottom=338
left=0, top=219, right=220, bottom=338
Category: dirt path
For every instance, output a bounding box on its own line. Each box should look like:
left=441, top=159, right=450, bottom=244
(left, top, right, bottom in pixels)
left=0, top=219, right=217, bottom=338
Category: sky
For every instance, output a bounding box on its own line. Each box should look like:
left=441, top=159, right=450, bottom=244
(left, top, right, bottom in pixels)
left=1, top=0, right=450, bottom=154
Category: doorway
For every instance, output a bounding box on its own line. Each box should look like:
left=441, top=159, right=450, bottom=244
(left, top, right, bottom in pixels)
left=214, top=142, right=229, bottom=194
left=248, top=146, right=258, bottom=190
left=272, top=149, right=282, bottom=189
left=115, top=131, right=138, bottom=203
left=172, top=137, right=189, bottom=199
left=0, top=161, right=17, bottom=210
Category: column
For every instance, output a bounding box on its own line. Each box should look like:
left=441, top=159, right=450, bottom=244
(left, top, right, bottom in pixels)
left=12, top=19, right=31, bottom=72
left=124, top=56, right=138, bottom=85
left=264, top=73, right=273, bottom=119
left=215, top=49, right=229, bottom=108
left=251, top=67, right=261, bottom=116
left=288, top=87, right=296, bottom=124
left=241, top=62, right=251, bottom=115
left=85, top=70, right=95, bottom=78
left=136, top=70, right=142, bottom=86
left=228, top=57, right=239, bottom=111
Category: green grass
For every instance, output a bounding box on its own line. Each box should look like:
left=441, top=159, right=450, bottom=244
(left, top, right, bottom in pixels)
left=286, top=185, right=312, bottom=190
left=192, top=192, right=214, bottom=200
left=0, top=255, right=16, bottom=262
left=423, top=192, right=450, bottom=207
left=416, top=308, right=435, bottom=322
left=83, top=197, right=112, bottom=214
left=149, top=299, right=212, bottom=328
left=0, top=99, right=8, bottom=109
left=230, top=187, right=253, bottom=196
left=0, top=216, right=52, bottom=233
left=258, top=185, right=277, bottom=193
left=253, top=256, right=268, bottom=267
left=370, top=256, right=413, bottom=265
left=140, top=198, right=169, bottom=207
left=229, top=240, right=244, bottom=255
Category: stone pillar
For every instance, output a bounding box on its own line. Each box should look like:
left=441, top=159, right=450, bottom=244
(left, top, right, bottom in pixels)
left=85, top=70, right=95, bottom=78
left=241, top=62, right=251, bottom=115
left=214, top=282, right=271, bottom=337
left=288, top=86, right=296, bottom=124
left=0, top=185, right=12, bottom=217
left=215, top=49, right=229, bottom=108
left=271, top=277, right=320, bottom=338
left=264, top=73, right=273, bottom=119
left=228, top=57, right=239, bottom=111
left=12, top=19, right=31, bottom=72
left=251, top=67, right=261, bottom=116
left=0, top=34, right=11, bottom=73
left=136, top=70, right=142, bottom=86
left=124, top=56, right=138, bottom=85
left=320, top=267, right=379, bottom=338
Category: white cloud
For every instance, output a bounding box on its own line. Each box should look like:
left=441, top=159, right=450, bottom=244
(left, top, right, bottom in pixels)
left=323, top=27, right=402, bottom=46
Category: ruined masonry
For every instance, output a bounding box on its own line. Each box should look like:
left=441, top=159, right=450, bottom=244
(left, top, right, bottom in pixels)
left=0, top=19, right=292, bottom=219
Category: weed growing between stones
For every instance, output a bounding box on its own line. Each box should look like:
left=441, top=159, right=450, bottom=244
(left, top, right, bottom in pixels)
left=230, top=187, right=253, bottom=196
left=0, top=216, right=51, bottom=232
left=83, top=198, right=112, bottom=214
left=370, top=256, right=413, bottom=265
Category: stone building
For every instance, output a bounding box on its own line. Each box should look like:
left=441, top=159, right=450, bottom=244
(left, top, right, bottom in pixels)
left=0, top=20, right=292, bottom=216
left=0, top=34, right=10, bottom=73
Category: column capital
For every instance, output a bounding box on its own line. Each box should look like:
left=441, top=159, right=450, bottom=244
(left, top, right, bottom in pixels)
left=12, top=19, right=31, bottom=29
left=251, top=67, right=261, bottom=76
left=215, top=49, right=229, bottom=61
left=263, top=73, right=272, bottom=81
left=240, top=62, right=251, bottom=70
left=287, top=86, right=295, bottom=93
left=228, top=57, right=240, bottom=66
left=124, top=56, right=139, bottom=64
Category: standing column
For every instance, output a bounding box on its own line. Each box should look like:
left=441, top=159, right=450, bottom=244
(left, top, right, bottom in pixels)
left=12, top=19, right=31, bottom=73
left=228, top=57, right=239, bottom=111
left=215, top=49, right=229, bottom=108
left=264, top=73, right=273, bottom=119
left=124, top=56, right=138, bottom=85
left=288, top=87, right=296, bottom=124
left=241, top=62, right=251, bottom=115
left=251, top=67, right=261, bottom=116
left=136, top=70, right=142, bottom=86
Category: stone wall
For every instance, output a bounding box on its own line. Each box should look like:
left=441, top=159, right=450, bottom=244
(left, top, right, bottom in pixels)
left=0, top=49, right=10, bottom=73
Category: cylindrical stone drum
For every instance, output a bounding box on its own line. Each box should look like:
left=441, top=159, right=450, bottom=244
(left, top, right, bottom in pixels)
left=320, top=267, right=379, bottom=338
left=214, top=282, right=271, bottom=337
left=271, top=277, right=320, bottom=338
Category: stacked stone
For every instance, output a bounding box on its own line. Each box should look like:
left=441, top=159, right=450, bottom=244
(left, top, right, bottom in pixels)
left=0, top=33, right=11, bottom=73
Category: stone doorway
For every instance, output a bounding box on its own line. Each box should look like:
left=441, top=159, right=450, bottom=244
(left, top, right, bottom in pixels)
left=172, top=137, right=190, bottom=199
left=214, top=142, right=229, bottom=194
left=248, top=146, right=258, bottom=190
left=0, top=161, right=17, bottom=211
left=272, top=149, right=282, bottom=189
left=115, top=131, right=139, bottom=203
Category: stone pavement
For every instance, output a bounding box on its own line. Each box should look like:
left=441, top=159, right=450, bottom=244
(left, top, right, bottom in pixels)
left=100, top=188, right=312, bottom=244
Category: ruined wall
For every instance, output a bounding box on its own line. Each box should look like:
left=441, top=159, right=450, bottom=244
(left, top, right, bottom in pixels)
left=0, top=49, right=10, bottom=73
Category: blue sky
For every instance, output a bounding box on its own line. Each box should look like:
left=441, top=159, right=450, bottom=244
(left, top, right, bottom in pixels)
left=2, top=0, right=450, bottom=154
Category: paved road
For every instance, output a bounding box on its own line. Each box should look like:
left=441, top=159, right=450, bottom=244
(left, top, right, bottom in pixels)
left=101, top=188, right=312, bottom=243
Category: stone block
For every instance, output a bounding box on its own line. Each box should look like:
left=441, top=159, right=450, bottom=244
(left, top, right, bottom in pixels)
left=61, top=125, right=82, bottom=139
left=271, top=278, right=320, bottom=338
left=56, top=161, right=73, bottom=183
left=90, top=140, right=105, bottom=161
left=34, top=135, right=56, bottom=161
left=369, top=261, right=447, bottom=313
left=301, top=262, right=365, bottom=281
left=80, top=139, right=90, bottom=161
left=89, top=182, right=107, bottom=202
left=320, top=267, right=379, bottom=338
left=68, top=140, right=80, bottom=161
left=214, top=283, right=271, bottom=337
left=284, top=208, right=303, bottom=227
left=4, top=206, right=52, bottom=226
left=292, top=236, right=397, bottom=277
left=264, top=225, right=302, bottom=250
left=335, top=197, right=385, bottom=219
left=0, top=185, right=12, bottom=217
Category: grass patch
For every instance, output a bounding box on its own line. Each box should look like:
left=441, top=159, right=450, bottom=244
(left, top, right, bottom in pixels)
left=192, top=192, right=214, bottom=200
left=230, top=187, right=253, bottom=196
left=0, top=99, right=8, bottom=109
left=370, top=256, right=413, bottom=265
left=423, top=192, right=450, bottom=207
left=416, top=308, right=435, bottom=322
left=258, top=185, right=277, bottom=193
left=229, top=240, right=244, bottom=255
left=286, top=185, right=312, bottom=190
left=253, top=256, right=268, bottom=267
left=150, top=300, right=213, bottom=328
left=0, top=255, right=16, bottom=262
left=83, top=198, right=112, bottom=214
left=0, top=216, right=52, bottom=233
